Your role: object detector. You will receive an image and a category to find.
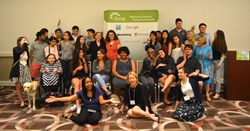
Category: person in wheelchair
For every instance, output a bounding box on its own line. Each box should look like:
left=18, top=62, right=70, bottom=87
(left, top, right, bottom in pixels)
left=40, top=53, right=62, bottom=96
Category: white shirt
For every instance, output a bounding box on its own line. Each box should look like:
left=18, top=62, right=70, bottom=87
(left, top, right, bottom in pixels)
left=20, top=51, right=28, bottom=66
left=181, top=78, right=194, bottom=98
left=172, top=47, right=183, bottom=63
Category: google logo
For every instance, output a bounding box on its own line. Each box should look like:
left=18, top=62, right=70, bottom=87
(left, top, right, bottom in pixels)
left=126, top=25, right=139, bottom=30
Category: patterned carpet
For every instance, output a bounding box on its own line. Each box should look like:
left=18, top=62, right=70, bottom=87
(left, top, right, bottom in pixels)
left=0, top=86, right=250, bottom=131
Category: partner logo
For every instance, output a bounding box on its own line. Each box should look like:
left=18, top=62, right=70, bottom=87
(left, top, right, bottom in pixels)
left=126, top=25, right=139, bottom=30
left=117, top=33, right=131, bottom=37
left=116, top=25, right=121, bottom=30
left=134, top=33, right=149, bottom=36
left=110, top=12, right=125, bottom=21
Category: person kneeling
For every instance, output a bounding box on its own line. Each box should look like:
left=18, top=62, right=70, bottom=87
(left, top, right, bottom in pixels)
left=119, top=72, right=160, bottom=123
left=167, top=68, right=209, bottom=122
left=46, top=77, right=119, bottom=125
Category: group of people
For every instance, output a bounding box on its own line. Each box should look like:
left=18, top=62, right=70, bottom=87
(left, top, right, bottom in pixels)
left=9, top=18, right=227, bottom=125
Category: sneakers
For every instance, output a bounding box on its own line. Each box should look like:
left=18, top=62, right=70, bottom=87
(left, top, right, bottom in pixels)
left=76, top=107, right=81, bottom=114
left=213, top=93, right=220, bottom=99
left=70, top=105, right=77, bottom=112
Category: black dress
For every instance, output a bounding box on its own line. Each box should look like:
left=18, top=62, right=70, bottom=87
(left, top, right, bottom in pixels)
left=123, top=83, right=154, bottom=113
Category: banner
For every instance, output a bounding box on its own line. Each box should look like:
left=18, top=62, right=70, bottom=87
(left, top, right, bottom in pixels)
left=104, top=10, right=159, bottom=62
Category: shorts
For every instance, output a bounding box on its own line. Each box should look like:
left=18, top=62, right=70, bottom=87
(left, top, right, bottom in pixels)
left=203, top=78, right=211, bottom=84
left=31, top=63, right=42, bottom=78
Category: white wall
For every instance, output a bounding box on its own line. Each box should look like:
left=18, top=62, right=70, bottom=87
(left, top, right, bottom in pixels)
left=0, top=0, right=250, bottom=55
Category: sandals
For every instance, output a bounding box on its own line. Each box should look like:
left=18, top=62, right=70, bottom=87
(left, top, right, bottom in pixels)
left=207, top=95, right=212, bottom=102
left=213, top=93, right=220, bottom=99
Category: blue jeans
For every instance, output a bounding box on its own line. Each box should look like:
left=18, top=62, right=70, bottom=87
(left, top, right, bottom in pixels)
left=92, top=74, right=109, bottom=88
left=211, top=60, right=224, bottom=93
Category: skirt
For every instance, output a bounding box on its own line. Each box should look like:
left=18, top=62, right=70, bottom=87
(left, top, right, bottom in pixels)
left=173, top=97, right=204, bottom=122
left=113, top=76, right=127, bottom=88
left=10, top=64, right=32, bottom=84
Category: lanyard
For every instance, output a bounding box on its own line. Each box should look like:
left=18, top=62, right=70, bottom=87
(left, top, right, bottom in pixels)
left=128, top=86, right=136, bottom=101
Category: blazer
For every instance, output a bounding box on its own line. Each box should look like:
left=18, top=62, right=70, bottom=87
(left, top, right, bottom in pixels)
left=139, top=57, right=155, bottom=77
left=9, top=43, right=29, bottom=79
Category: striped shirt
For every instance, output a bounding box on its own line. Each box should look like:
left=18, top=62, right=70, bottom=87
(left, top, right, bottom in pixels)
left=40, top=61, right=63, bottom=74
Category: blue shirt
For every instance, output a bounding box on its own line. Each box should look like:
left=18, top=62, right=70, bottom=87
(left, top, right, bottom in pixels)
left=192, top=44, right=213, bottom=68
left=76, top=87, right=104, bottom=110
left=196, top=33, right=213, bottom=46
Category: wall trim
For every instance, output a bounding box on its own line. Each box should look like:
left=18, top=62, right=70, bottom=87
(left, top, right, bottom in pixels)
left=0, top=53, right=13, bottom=57
left=0, top=81, right=15, bottom=86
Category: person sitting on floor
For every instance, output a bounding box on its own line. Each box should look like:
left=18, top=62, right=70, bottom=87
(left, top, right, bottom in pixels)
left=119, top=72, right=160, bottom=123
left=167, top=67, right=209, bottom=122
left=45, top=77, right=119, bottom=125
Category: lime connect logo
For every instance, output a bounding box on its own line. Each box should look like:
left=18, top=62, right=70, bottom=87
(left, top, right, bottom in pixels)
left=134, top=33, right=138, bottom=36
left=110, top=12, right=125, bottom=21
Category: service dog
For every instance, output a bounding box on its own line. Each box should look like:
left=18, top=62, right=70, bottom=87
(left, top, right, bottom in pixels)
left=23, top=81, right=39, bottom=110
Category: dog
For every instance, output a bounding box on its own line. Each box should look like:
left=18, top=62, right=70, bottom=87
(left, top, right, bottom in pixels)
left=23, top=81, right=39, bottom=110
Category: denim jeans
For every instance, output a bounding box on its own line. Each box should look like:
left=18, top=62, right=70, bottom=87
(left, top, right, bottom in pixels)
left=211, top=60, right=224, bottom=93
left=92, top=74, right=109, bottom=88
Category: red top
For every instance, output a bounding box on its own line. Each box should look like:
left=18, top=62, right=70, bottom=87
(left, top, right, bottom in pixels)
left=106, top=40, right=120, bottom=65
left=161, top=41, right=170, bottom=55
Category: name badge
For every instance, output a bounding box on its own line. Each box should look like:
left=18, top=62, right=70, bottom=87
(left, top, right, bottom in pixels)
left=130, top=100, right=135, bottom=105
left=184, top=95, right=190, bottom=101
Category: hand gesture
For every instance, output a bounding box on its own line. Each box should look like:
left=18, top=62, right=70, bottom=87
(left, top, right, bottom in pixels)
left=216, top=65, right=220, bottom=70
left=77, top=66, right=83, bottom=71
left=46, top=68, right=50, bottom=72
left=79, top=32, right=82, bottom=36
left=50, top=33, right=54, bottom=37
left=54, top=68, right=57, bottom=72
left=119, top=107, right=124, bottom=114
left=188, top=72, right=198, bottom=77
left=205, top=52, right=211, bottom=59
left=167, top=109, right=176, bottom=113
left=46, top=96, right=56, bottom=103
left=99, top=66, right=104, bottom=71
left=159, top=63, right=166, bottom=67
left=57, top=19, right=61, bottom=26
left=82, top=58, right=86, bottom=65
left=168, top=69, right=172, bottom=74
left=191, top=25, right=195, bottom=30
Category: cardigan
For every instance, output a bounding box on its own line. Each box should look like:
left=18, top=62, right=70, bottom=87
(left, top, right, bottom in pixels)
left=9, top=43, right=29, bottom=79
left=192, top=44, right=213, bottom=68
left=139, top=57, right=155, bottom=77
left=176, top=76, right=210, bottom=102
left=92, top=59, right=111, bottom=80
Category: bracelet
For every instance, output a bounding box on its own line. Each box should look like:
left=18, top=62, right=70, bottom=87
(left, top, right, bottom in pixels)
left=197, top=73, right=199, bottom=76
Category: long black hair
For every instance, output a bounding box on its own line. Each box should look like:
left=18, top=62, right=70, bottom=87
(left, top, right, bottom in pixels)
left=71, top=48, right=84, bottom=71
left=64, top=31, right=74, bottom=41
left=149, top=31, right=158, bottom=46
left=75, top=35, right=88, bottom=53
left=81, top=77, right=96, bottom=100
left=160, top=30, right=170, bottom=47
left=158, top=49, right=170, bottom=64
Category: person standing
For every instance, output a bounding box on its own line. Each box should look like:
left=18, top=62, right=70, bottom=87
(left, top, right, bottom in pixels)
left=105, top=30, right=120, bottom=65
left=169, top=18, right=187, bottom=44
left=191, top=23, right=213, bottom=46
left=9, top=37, right=32, bottom=108
left=30, top=31, right=48, bottom=80
left=210, top=30, right=227, bottom=99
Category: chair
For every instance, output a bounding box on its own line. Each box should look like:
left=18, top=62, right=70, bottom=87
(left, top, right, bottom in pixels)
left=157, top=82, right=176, bottom=102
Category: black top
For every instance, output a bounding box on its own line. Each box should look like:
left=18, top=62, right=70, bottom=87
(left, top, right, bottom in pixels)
left=9, top=43, right=29, bottom=79
left=71, top=59, right=87, bottom=78
left=176, top=56, right=201, bottom=74
left=176, top=76, right=210, bottom=102
left=87, top=41, right=106, bottom=62
left=139, top=57, right=155, bottom=77
left=212, top=48, right=222, bottom=60
left=156, top=56, right=175, bottom=80
left=123, top=83, right=154, bottom=113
